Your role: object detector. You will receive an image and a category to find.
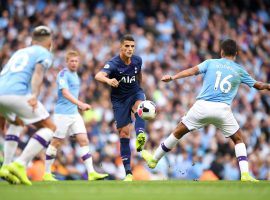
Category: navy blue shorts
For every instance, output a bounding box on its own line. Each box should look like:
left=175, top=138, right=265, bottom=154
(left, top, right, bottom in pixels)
left=112, top=91, right=146, bottom=129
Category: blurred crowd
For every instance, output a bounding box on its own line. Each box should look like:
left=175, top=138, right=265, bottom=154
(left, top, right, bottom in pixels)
left=1, top=0, right=270, bottom=181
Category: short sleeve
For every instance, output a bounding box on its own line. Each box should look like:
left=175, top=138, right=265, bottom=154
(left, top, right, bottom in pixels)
left=198, top=60, right=209, bottom=74
left=240, top=69, right=256, bottom=88
left=101, top=61, right=115, bottom=75
left=36, top=50, right=53, bottom=70
left=57, top=71, right=69, bottom=90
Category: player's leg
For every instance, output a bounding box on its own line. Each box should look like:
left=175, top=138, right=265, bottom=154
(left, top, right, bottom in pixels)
left=8, top=117, right=56, bottom=185
left=142, top=122, right=190, bottom=168
left=118, top=125, right=133, bottom=181
left=219, top=104, right=258, bottom=182
left=0, top=95, right=54, bottom=184
left=113, top=101, right=134, bottom=181
left=3, top=124, right=24, bottom=165
left=72, top=114, right=108, bottom=180
left=0, top=106, right=24, bottom=184
left=2, top=96, right=55, bottom=167
left=16, top=118, right=56, bottom=167
left=142, top=101, right=205, bottom=168
left=2, top=117, right=24, bottom=167
left=0, top=119, right=23, bottom=184
left=75, top=133, right=108, bottom=180
left=230, top=130, right=259, bottom=182
left=132, top=99, right=147, bottom=152
left=43, top=114, right=71, bottom=181
left=43, top=137, right=62, bottom=181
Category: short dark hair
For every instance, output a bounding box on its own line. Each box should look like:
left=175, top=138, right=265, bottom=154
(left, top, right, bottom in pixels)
left=32, top=25, right=51, bottom=42
left=120, top=34, right=135, bottom=44
left=220, top=39, right=237, bottom=56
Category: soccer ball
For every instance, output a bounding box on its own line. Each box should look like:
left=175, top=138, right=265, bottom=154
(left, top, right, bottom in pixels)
left=137, top=100, right=157, bottom=120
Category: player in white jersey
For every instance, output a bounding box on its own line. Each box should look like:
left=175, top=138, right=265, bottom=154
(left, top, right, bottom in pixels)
left=43, top=50, right=108, bottom=181
left=142, top=39, right=270, bottom=182
left=0, top=26, right=56, bottom=185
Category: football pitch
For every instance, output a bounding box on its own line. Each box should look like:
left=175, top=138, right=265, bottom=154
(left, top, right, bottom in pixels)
left=0, top=180, right=269, bottom=200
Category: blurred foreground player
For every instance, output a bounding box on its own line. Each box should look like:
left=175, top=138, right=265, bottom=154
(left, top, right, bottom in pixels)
left=0, top=26, right=55, bottom=185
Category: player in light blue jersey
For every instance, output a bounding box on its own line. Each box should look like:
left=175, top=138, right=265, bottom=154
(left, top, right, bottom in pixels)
left=0, top=26, right=56, bottom=185
left=43, top=50, right=108, bottom=181
left=142, top=39, right=270, bottom=182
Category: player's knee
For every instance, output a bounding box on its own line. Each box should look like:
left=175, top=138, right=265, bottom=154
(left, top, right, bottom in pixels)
left=231, top=135, right=243, bottom=144
left=43, top=123, right=56, bottom=132
left=44, top=120, right=56, bottom=132
left=51, top=138, right=62, bottom=148
left=49, top=123, right=56, bottom=132
left=9, top=116, right=24, bottom=126
left=35, top=118, right=56, bottom=132
left=132, top=100, right=142, bottom=112
left=172, top=122, right=189, bottom=139
left=119, top=130, right=130, bottom=138
left=230, top=129, right=243, bottom=144
left=76, top=133, right=89, bottom=146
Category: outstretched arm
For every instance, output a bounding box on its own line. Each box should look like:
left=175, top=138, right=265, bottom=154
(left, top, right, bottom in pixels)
left=253, top=81, right=270, bottom=90
left=95, top=71, right=119, bottom=87
left=161, top=66, right=200, bottom=82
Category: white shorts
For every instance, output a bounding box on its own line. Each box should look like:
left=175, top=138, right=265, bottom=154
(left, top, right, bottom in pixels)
left=182, top=100, right=239, bottom=137
left=53, top=114, right=87, bottom=139
left=0, top=95, right=49, bottom=125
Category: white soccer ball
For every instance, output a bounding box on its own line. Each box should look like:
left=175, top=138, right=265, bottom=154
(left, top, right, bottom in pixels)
left=137, top=100, right=157, bottom=120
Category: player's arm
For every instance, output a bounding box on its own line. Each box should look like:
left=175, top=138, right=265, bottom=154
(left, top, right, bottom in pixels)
left=95, top=71, right=119, bottom=87
left=161, top=66, right=200, bottom=82
left=28, top=63, right=45, bottom=110
left=253, top=81, right=270, bottom=90
left=241, top=69, right=270, bottom=91
left=61, top=89, right=91, bottom=111
left=31, top=64, right=45, bottom=98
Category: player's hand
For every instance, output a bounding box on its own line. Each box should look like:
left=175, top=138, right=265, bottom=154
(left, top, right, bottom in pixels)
left=78, top=101, right=92, bottom=111
left=161, top=75, right=173, bottom=82
left=107, top=78, right=119, bottom=87
left=28, top=95, right=38, bottom=112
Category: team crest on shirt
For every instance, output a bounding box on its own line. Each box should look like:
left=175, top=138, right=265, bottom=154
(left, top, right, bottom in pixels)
left=104, top=64, right=110, bottom=69
left=42, top=58, right=52, bottom=68
left=59, top=79, right=65, bottom=86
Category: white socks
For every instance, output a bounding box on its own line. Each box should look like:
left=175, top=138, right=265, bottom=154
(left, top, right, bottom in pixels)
left=45, top=144, right=95, bottom=174
left=45, top=145, right=58, bottom=173
left=235, top=143, right=249, bottom=173
left=78, top=145, right=94, bottom=173
left=154, top=133, right=179, bottom=161
left=3, top=125, right=23, bottom=165
left=16, top=128, right=53, bottom=167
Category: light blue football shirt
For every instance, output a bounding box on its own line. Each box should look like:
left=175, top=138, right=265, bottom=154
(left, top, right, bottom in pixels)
left=196, top=58, right=256, bottom=105
left=54, top=68, right=80, bottom=115
left=0, top=45, right=53, bottom=95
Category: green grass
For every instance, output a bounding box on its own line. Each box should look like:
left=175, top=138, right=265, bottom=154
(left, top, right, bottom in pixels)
left=0, top=180, right=269, bottom=200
